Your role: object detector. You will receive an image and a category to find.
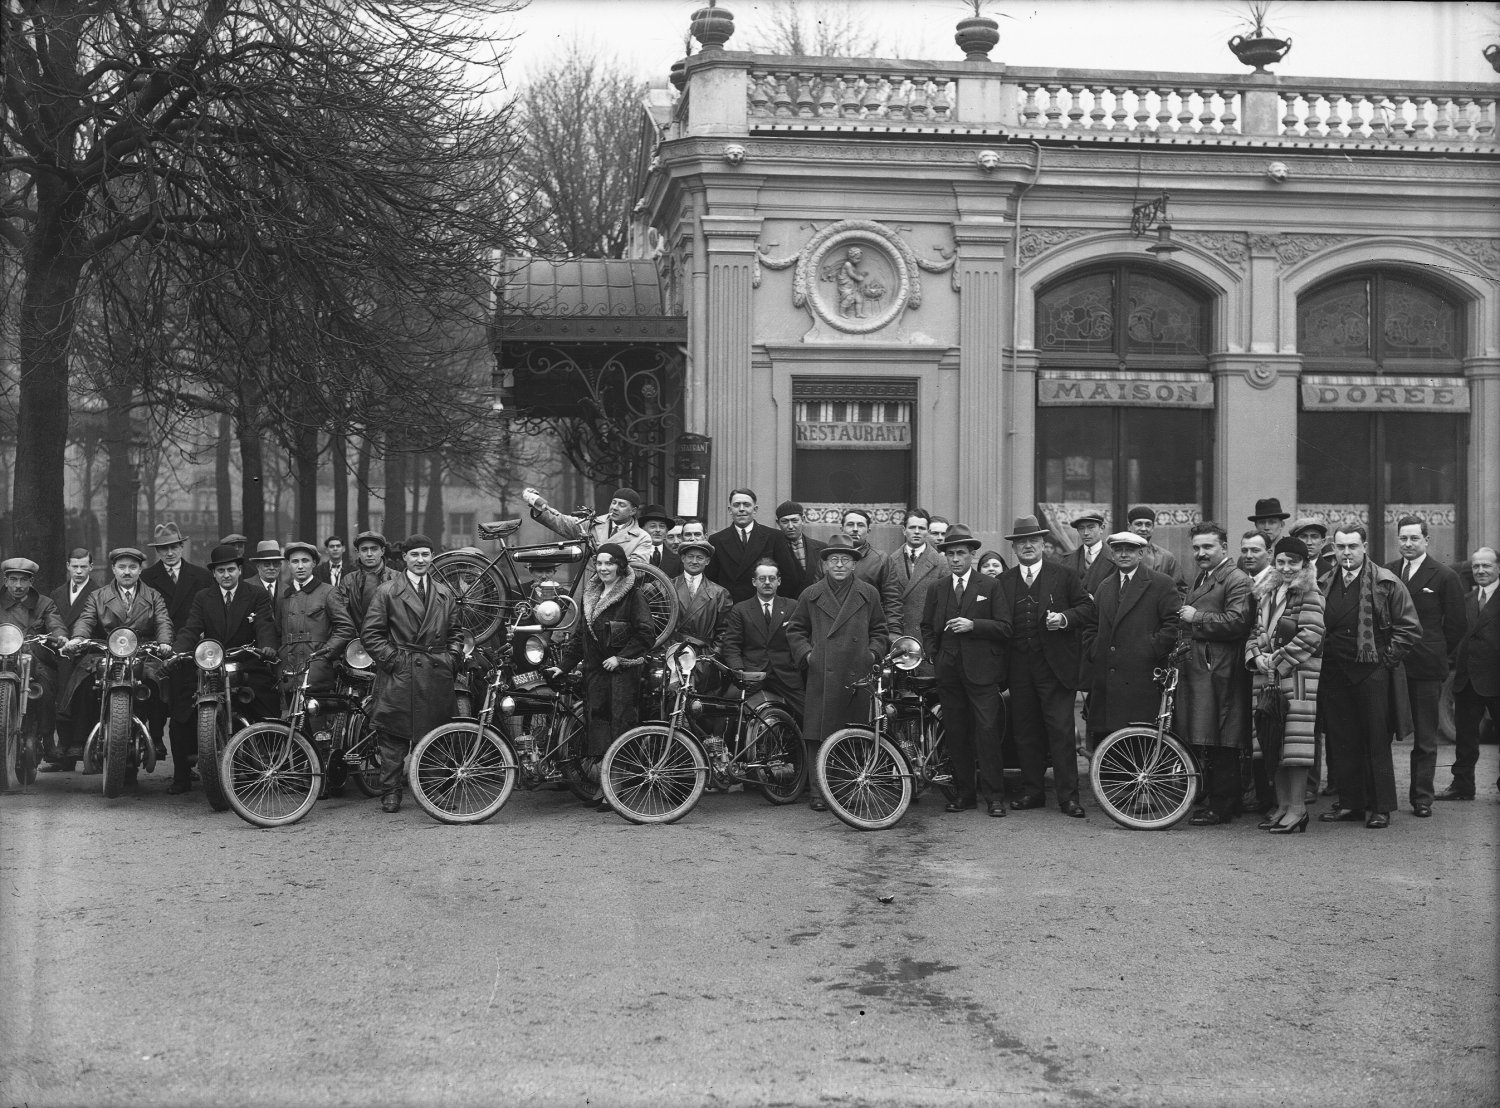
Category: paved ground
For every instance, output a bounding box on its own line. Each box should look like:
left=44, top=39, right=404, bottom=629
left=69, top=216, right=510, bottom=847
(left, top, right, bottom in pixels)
left=2, top=744, right=1496, bottom=1108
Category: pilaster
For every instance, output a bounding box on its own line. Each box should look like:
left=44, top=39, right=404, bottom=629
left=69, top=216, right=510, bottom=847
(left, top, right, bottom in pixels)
left=1467, top=357, right=1500, bottom=552
left=953, top=219, right=1010, bottom=541
left=1209, top=354, right=1302, bottom=525
left=700, top=214, right=763, bottom=514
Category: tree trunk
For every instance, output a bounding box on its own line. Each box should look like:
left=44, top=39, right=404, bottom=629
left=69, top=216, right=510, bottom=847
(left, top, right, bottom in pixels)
left=291, top=425, right=319, bottom=539
left=356, top=434, right=372, bottom=532
left=383, top=436, right=407, bottom=541
left=13, top=191, right=84, bottom=590
left=238, top=420, right=266, bottom=547
left=423, top=453, right=444, bottom=543
left=331, top=431, right=349, bottom=544
left=102, top=386, right=138, bottom=553
left=216, top=413, right=234, bottom=537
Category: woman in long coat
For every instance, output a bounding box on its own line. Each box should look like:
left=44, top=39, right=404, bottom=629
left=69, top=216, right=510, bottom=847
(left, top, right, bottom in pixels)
left=785, top=536, right=890, bottom=809
left=1245, top=536, right=1325, bottom=833
left=560, top=543, right=652, bottom=806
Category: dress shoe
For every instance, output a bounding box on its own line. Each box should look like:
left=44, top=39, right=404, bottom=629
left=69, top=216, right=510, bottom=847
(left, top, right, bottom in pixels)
left=1318, top=807, right=1365, bottom=823
left=1009, top=795, right=1045, bottom=811
left=1188, top=808, right=1230, bottom=826
left=986, top=800, right=1006, bottom=818
left=1434, top=785, right=1474, bottom=802
left=1256, top=813, right=1285, bottom=830
left=1268, top=811, right=1309, bottom=834
left=589, top=797, right=613, bottom=812
left=1365, top=811, right=1390, bottom=829
left=166, top=779, right=192, bottom=795
left=808, top=797, right=827, bottom=812
left=39, top=761, right=74, bottom=773
left=380, top=792, right=402, bottom=813
left=1411, top=803, right=1432, bottom=818
left=944, top=798, right=977, bottom=813
left=1060, top=800, right=1086, bottom=818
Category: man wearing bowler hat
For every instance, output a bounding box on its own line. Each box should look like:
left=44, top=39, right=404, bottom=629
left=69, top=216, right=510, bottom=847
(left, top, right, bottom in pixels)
left=993, top=516, right=1095, bottom=817
left=1249, top=498, right=1291, bottom=546
left=170, top=545, right=280, bottom=794
left=1062, top=511, right=1115, bottom=597
left=639, top=504, right=682, bottom=577
left=522, top=483, right=653, bottom=565
left=921, top=525, right=1009, bottom=816
left=141, top=522, right=214, bottom=767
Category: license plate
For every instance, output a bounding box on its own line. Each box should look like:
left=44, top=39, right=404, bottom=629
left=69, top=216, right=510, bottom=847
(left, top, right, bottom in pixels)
left=512, top=671, right=544, bottom=690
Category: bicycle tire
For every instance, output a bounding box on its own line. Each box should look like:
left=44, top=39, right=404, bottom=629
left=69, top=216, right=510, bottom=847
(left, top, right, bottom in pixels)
left=601, top=724, right=706, bottom=824
left=550, top=703, right=600, bottom=802
left=0, top=683, right=14, bottom=789
left=1089, top=725, right=1199, bottom=830
left=345, top=713, right=382, bottom=798
left=816, top=727, right=913, bottom=831
left=197, top=703, right=231, bottom=811
left=630, top=563, right=679, bottom=649
left=221, top=723, right=322, bottom=827
left=921, top=715, right=957, bottom=802
left=431, top=551, right=508, bottom=645
left=16, top=715, right=39, bottom=786
left=408, top=722, right=517, bottom=824
left=750, top=707, right=806, bottom=805
left=102, top=690, right=133, bottom=798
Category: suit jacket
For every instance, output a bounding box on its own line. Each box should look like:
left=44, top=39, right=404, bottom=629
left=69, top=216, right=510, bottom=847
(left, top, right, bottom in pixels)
left=173, top=580, right=278, bottom=653
left=646, top=544, right=682, bottom=578
left=707, top=521, right=799, bottom=603
left=882, top=543, right=948, bottom=639
left=920, top=570, right=1007, bottom=686
left=672, top=574, right=733, bottom=649
left=1083, top=567, right=1181, bottom=732
left=993, top=561, right=1095, bottom=691
left=723, top=594, right=803, bottom=701
left=314, top=558, right=353, bottom=588
left=1385, top=556, right=1466, bottom=682
left=782, top=534, right=826, bottom=595
left=1455, top=587, right=1500, bottom=697
left=50, top=579, right=99, bottom=630
left=141, top=560, right=215, bottom=634
left=1061, top=543, right=1115, bottom=597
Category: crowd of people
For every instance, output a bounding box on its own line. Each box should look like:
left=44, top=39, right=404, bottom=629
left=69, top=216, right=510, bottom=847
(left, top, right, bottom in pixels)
left=3, top=485, right=1496, bottom=828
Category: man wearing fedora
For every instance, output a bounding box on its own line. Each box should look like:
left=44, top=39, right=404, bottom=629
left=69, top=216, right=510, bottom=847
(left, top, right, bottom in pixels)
left=141, top=523, right=214, bottom=767
left=1249, top=497, right=1291, bottom=547
left=1062, top=511, right=1115, bottom=598
left=169, top=545, right=280, bottom=794
left=522, top=484, right=653, bottom=565
left=786, top=534, right=890, bottom=811
left=707, top=488, right=800, bottom=603
left=639, top=504, right=682, bottom=577
left=994, top=515, right=1095, bottom=817
left=248, top=540, right=285, bottom=591
left=921, top=525, right=1009, bottom=816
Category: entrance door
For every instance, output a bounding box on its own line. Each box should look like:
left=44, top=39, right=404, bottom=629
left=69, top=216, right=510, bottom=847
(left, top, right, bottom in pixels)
left=1037, top=407, right=1211, bottom=557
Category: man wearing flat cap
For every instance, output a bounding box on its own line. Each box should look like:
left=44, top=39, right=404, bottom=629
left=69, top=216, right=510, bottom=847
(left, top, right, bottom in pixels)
left=708, top=487, right=800, bottom=603
left=276, top=541, right=335, bottom=697
left=142, top=522, right=214, bottom=765
left=0, top=558, right=68, bottom=786
left=673, top=539, right=733, bottom=649
left=1126, top=507, right=1187, bottom=594
left=1082, top=532, right=1181, bottom=750
left=522, top=483, right=653, bottom=565
left=322, top=531, right=398, bottom=667
left=170, top=545, right=279, bottom=794
left=1062, top=511, right=1115, bottom=598
left=1290, top=518, right=1334, bottom=576
left=775, top=501, right=825, bottom=596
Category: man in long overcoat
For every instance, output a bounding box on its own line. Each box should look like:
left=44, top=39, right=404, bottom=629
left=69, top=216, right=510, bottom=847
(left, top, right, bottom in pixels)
left=786, top=535, right=889, bottom=811
left=1083, top=532, right=1181, bottom=746
left=1174, top=523, right=1253, bottom=825
left=275, top=542, right=334, bottom=697
left=141, top=522, right=214, bottom=766
left=362, top=534, right=463, bottom=812
left=881, top=508, right=947, bottom=646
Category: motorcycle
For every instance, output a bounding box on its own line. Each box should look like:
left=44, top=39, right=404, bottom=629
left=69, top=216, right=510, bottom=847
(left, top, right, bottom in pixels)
left=183, top=641, right=277, bottom=811
left=306, top=640, right=379, bottom=798
left=0, top=626, right=56, bottom=788
left=72, top=630, right=170, bottom=798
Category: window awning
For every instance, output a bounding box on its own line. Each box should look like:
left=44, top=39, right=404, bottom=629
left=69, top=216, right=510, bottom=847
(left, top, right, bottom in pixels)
left=496, top=257, right=685, bottom=344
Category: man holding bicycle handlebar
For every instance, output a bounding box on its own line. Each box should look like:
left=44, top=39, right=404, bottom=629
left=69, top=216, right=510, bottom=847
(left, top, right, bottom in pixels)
left=522, top=485, right=653, bottom=565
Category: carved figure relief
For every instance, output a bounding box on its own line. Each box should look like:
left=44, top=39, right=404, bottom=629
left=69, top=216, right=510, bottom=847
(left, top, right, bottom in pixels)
left=756, top=219, right=954, bottom=342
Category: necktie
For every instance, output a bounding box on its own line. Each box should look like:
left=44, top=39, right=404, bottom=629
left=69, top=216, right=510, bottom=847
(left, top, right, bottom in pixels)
left=331, top=566, right=340, bottom=586
left=1084, top=547, right=1094, bottom=567
left=953, top=575, right=964, bottom=601
left=224, top=589, right=234, bottom=607
left=121, top=590, right=134, bottom=612
left=1344, top=572, right=1357, bottom=589
left=740, top=527, right=750, bottom=546
left=651, top=548, right=661, bottom=567
left=169, top=565, right=179, bottom=583
left=908, top=549, right=917, bottom=570
left=417, top=577, right=427, bottom=606
left=688, top=577, right=698, bottom=597
left=1402, top=561, right=1412, bottom=582
left=1121, top=573, right=1131, bottom=589
left=1024, top=567, right=1035, bottom=587
left=763, top=601, right=773, bottom=624
left=1480, top=586, right=1492, bottom=608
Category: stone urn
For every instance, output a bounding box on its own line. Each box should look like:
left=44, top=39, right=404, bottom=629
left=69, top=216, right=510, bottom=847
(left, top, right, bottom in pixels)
left=1485, top=43, right=1500, bottom=74
left=954, top=15, right=1000, bottom=61
left=1228, top=33, right=1292, bottom=73
left=690, top=4, right=735, bottom=51
left=669, top=57, right=687, bottom=90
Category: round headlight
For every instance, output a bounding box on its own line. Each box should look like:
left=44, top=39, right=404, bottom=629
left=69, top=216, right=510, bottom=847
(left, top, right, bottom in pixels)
left=345, top=640, right=374, bottom=670
left=195, top=640, right=225, bottom=670
left=304, top=698, right=321, bottom=716
left=498, top=695, right=516, bottom=715
left=0, top=625, right=23, bottom=656
left=108, top=629, right=138, bottom=658
left=523, top=635, right=546, bottom=665
left=534, top=599, right=562, bottom=628
left=890, top=635, right=924, bottom=671
left=670, top=643, right=698, bottom=681
left=461, top=630, right=476, bottom=659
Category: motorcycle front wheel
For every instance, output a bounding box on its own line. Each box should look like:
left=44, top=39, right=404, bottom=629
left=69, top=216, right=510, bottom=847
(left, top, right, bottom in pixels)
left=102, top=689, right=134, bottom=799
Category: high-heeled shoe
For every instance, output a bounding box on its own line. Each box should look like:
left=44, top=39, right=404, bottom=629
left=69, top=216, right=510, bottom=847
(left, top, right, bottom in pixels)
left=1257, top=812, right=1287, bottom=830
left=1268, top=811, right=1309, bottom=834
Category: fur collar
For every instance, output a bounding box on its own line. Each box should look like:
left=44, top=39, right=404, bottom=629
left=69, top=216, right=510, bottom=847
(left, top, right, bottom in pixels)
left=582, top=564, right=637, bottom=624
left=1252, top=562, right=1317, bottom=604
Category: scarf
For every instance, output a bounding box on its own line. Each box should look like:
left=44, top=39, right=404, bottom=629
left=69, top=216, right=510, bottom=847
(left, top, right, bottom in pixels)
left=1349, top=559, right=1380, bottom=664
left=581, top=566, right=635, bottom=627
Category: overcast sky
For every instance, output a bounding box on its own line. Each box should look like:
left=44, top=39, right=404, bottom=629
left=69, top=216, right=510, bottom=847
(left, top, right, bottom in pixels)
left=493, top=0, right=1498, bottom=87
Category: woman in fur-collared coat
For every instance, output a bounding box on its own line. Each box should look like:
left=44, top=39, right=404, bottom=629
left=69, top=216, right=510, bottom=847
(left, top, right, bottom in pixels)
left=559, top=544, right=653, bottom=790
left=1245, top=537, right=1325, bottom=833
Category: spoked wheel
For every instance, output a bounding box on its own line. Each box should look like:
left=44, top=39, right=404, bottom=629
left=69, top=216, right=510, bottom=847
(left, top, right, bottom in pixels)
left=747, top=708, right=806, bottom=805
left=920, top=715, right=957, bottom=803
left=16, top=720, right=40, bottom=786
left=408, top=723, right=517, bottom=825
left=548, top=704, right=600, bottom=803
left=816, top=728, right=913, bottom=831
left=1089, top=725, right=1199, bottom=830
left=630, top=563, right=680, bottom=650
left=0, top=683, right=16, bottom=788
left=197, top=703, right=231, bottom=811
left=430, top=552, right=508, bottom=645
left=601, top=725, right=706, bottom=824
left=102, top=690, right=134, bottom=799
left=221, top=724, right=322, bottom=828
left=344, top=714, right=382, bottom=798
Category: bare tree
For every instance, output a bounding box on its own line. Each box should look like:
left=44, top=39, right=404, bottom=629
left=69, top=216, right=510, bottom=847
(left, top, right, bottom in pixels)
left=743, top=0, right=886, bottom=57
left=2, top=0, right=524, bottom=585
left=508, top=45, right=647, bottom=258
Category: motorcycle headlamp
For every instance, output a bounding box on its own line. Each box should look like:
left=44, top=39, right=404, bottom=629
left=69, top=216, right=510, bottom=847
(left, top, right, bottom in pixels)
left=668, top=642, right=698, bottom=683
left=345, top=640, right=374, bottom=670
left=889, top=636, right=924, bottom=671
left=195, top=640, right=225, bottom=670
left=108, top=629, right=138, bottom=658
left=523, top=635, right=547, bottom=666
left=0, top=625, right=23, bottom=656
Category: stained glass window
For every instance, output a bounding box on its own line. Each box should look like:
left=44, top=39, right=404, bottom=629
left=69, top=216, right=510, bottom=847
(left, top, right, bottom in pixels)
left=1037, top=267, right=1208, bottom=359
left=1297, top=272, right=1461, bottom=370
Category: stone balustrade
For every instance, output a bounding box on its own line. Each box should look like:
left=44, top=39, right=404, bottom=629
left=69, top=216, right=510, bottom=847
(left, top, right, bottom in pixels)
left=746, top=65, right=954, bottom=123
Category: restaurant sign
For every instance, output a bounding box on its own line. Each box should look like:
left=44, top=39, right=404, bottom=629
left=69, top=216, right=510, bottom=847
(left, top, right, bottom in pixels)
left=795, top=421, right=911, bottom=449
left=1300, top=375, right=1470, bottom=412
left=1037, top=372, right=1214, bottom=409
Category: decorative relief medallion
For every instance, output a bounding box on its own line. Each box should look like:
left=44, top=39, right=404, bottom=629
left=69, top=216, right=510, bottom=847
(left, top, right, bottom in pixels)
left=1246, top=361, right=1277, bottom=389
left=756, top=219, right=955, bottom=340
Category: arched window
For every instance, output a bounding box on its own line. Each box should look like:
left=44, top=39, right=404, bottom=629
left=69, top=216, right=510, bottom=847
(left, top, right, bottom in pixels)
left=1037, top=265, right=1210, bottom=363
left=1297, top=269, right=1468, bottom=561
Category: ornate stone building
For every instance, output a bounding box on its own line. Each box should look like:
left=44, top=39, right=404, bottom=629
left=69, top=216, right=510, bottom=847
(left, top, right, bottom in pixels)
left=515, top=13, right=1500, bottom=563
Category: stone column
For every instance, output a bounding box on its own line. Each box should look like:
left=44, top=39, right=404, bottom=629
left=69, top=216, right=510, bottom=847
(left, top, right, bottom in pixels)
left=953, top=220, right=1010, bottom=539
left=699, top=214, right=762, bottom=514
left=1467, top=357, right=1500, bottom=553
